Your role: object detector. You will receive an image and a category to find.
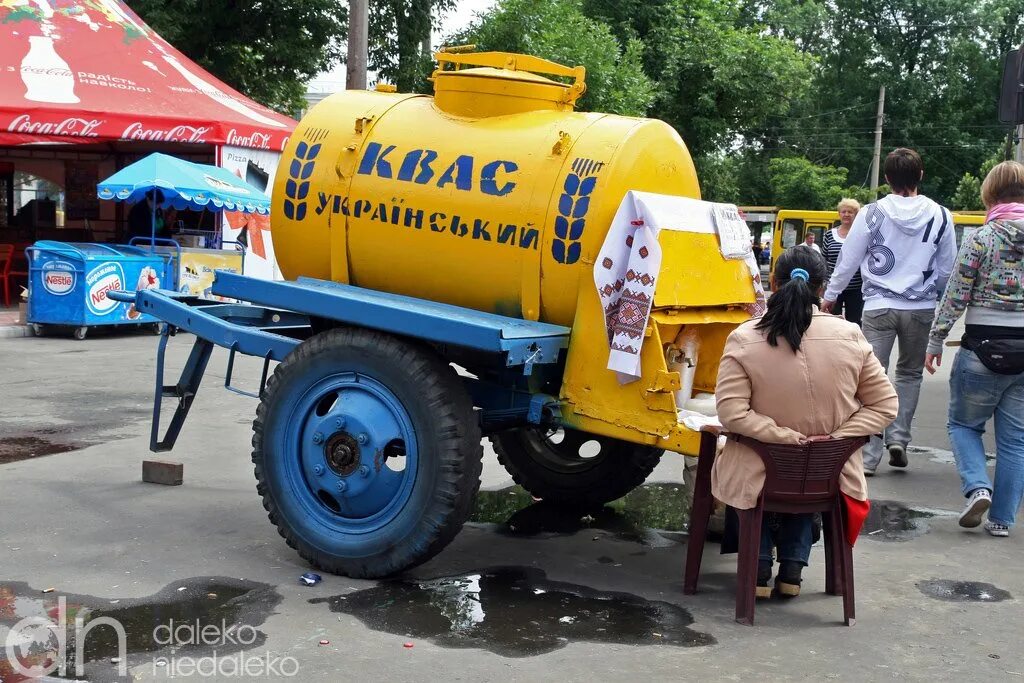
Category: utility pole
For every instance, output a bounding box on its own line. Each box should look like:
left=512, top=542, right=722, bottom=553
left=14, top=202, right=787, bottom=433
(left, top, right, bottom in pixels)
left=346, top=0, right=368, bottom=90
left=870, top=85, right=886, bottom=194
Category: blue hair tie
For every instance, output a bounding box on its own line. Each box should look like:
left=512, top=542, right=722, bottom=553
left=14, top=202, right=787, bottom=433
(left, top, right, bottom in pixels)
left=790, top=268, right=810, bottom=282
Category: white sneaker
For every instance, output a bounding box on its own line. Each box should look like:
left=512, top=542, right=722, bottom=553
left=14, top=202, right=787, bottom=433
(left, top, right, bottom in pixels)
left=959, top=489, right=992, bottom=528
left=985, top=520, right=1010, bottom=537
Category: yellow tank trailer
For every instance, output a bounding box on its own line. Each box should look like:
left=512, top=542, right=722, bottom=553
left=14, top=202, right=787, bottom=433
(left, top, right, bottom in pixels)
left=274, top=48, right=754, bottom=494
left=125, top=51, right=758, bottom=579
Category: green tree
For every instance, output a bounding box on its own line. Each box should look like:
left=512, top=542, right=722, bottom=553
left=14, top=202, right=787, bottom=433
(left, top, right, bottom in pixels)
left=749, top=0, right=1024, bottom=204
left=952, top=173, right=984, bottom=210
left=842, top=184, right=888, bottom=207
left=768, top=156, right=850, bottom=209
left=129, top=0, right=347, bottom=115
left=449, top=0, right=655, bottom=116
left=369, top=0, right=456, bottom=93
left=952, top=147, right=1008, bottom=209
left=583, top=0, right=815, bottom=156
left=694, top=154, right=741, bottom=202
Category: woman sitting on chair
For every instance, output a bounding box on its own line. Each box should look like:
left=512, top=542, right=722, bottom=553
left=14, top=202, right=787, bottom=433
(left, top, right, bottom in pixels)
left=712, top=246, right=898, bottom=597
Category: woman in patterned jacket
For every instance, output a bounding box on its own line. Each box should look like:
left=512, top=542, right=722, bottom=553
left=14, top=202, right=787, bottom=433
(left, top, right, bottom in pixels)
left=925, top=161, right=1024, bottom=537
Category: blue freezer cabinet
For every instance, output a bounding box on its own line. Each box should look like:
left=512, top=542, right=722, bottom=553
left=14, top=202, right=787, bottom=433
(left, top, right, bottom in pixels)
left=27, top=241, right=173, bottom=340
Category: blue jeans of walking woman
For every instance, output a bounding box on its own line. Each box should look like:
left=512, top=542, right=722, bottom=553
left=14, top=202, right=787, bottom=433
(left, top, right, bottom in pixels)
left=948, top=350, right=1024, bottom=526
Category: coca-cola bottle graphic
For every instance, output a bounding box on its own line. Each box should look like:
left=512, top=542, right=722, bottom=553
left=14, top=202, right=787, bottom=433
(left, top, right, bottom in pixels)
left=21, top=35, right=80, bottom=104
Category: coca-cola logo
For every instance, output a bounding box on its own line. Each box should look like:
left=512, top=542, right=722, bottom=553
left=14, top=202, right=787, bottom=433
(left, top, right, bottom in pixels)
left=121, top=122, right=211, bottom=144
left=21, top=66, right=74, bottom=77
left=8, top=114, right=102, bottom=137
left=226, top=128, right=272, bottom=149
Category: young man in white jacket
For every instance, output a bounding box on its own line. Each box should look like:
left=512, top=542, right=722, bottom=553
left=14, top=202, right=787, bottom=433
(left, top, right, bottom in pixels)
left=823, top=148, right=957, bottom=474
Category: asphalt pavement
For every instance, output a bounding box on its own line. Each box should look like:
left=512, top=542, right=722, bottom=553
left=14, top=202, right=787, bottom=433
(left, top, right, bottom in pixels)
left=0, top=325, right=1020, bottom=682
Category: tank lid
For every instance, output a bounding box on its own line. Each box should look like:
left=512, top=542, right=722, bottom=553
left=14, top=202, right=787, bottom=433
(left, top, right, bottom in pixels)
left=430, top=50, right=587, bottom=117
left=438, top=66, right=565, bottom=86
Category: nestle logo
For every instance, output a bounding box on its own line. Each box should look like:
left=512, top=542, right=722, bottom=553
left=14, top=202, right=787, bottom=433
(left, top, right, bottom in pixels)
left=8, top=114, right=102, bottom=137
left=226, top=128, right=272, bottom=149
left=121, top=122, right=211, bottom=143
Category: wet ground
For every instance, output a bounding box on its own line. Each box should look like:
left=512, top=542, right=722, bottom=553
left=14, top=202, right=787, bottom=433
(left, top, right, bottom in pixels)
left=917, top=579, right=1012, bottom=603
left=469, top=484, right=688, bottom=547
left=860, top=499, right=958, bottom=542
left=2, top=332, right=1023, bottom=681
left=0, top=578, right=278, bottom=682
left=310, top=566, right=714, bottom=657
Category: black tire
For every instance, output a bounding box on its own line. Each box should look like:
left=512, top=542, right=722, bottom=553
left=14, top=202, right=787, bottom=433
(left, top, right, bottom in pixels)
left=252, top=326, right=483, bottom=578
left=490, top=427, right=663, bottom=507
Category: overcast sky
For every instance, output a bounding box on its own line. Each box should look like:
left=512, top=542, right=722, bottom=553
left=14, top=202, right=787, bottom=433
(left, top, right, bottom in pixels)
left=308, top=0, right=497, bottom=91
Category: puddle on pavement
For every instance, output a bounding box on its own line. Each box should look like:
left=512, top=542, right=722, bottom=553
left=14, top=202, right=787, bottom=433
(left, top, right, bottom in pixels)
left=0, top=423, right=140, bottom=465
left=917, top=579, right=1012, bottom=602
left=909, top=445, right=995, bottom=464
left=310, top=566, right=713, bottom=656
left=469, top=484, right=689, bottom=547
left=0, top=577, right=278, bottom=681
left=860, top=500, right=948, bottom=542
left=0, top=434, right=84, bottom=464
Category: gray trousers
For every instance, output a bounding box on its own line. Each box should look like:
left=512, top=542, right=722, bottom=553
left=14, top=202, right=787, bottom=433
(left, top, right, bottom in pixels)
left=860, top=308, right=935, bottom=469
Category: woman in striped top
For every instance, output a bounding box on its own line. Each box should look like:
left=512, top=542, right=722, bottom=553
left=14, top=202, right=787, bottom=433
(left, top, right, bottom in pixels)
left=823, top=198, right=864, bottom=325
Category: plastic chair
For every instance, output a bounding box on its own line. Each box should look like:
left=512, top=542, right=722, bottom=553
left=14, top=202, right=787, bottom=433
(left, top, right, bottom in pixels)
left=684, top=427, right=868, bottom=626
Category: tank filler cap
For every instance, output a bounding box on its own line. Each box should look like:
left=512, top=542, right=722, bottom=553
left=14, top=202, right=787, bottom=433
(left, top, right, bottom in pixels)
left=431, top=49, right=586, bottom=117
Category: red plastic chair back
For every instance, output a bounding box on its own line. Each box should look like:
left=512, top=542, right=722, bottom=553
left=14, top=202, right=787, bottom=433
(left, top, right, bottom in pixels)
left=733, top=435, right=865, bottom=508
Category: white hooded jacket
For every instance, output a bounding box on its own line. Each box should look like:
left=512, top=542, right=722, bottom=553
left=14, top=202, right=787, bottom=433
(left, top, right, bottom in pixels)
left=825, top=194, right=958, bottom=310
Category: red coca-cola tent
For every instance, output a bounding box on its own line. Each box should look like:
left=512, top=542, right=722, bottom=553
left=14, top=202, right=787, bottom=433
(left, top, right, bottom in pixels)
left=0, top=0, right=296, bottom=271
left=0, top=0, right=295, bottom=150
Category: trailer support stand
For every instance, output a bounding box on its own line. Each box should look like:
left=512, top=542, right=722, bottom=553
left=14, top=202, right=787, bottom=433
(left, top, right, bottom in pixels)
left=151, top=330, right=214, bottom=452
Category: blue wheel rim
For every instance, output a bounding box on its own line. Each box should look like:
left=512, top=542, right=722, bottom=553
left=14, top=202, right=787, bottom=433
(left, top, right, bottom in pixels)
left=283, top=372, right=418, bottom=534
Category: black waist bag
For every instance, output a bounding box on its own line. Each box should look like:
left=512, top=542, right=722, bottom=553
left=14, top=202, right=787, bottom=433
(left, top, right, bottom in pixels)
left=970, top=338, right=1024, bottom=375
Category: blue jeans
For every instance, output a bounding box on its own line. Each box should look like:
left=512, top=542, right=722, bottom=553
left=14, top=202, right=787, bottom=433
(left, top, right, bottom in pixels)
left=759, top=512, right=813, bottom=565
left=948, top=350, right=1024, bottom=526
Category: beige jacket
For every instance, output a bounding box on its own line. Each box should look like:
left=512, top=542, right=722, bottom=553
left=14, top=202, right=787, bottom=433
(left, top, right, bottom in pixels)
left=711, top=312, right=898, bottom=509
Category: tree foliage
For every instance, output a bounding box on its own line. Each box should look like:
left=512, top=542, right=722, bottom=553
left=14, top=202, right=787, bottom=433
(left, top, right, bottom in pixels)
left=584, top=0, right=814, bottom=157
left=767, top=157, right=850, bottom=209
left=448, top=0, right=655, bottom=116
left=953, top=173, right=984, bottom=210
left=739, top=0, right=1024, bottom=205
left=129, top=0, right=347, bottom=115
left=369, top=0, right=456, bottom=93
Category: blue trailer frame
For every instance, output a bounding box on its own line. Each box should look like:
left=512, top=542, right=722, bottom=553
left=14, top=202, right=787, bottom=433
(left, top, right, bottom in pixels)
left=111, top=270, right=570, bottom=453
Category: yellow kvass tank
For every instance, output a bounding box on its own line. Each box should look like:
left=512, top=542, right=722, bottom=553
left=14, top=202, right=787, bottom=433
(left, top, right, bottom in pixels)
left=273, top=51, right=755, bottom=458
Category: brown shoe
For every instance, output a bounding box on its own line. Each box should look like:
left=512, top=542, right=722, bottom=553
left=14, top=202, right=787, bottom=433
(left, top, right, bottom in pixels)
left=776, top=561, right=803, bottom=597
left=756, top=562, right=773, bottom=599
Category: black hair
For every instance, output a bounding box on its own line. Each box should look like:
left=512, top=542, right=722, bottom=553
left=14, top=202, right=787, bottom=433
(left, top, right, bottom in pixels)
left=755, top=245, right=827, bottom=352
left=884, top=147, right=923, bottom=193
left=147, top=189, right=165, bottom=204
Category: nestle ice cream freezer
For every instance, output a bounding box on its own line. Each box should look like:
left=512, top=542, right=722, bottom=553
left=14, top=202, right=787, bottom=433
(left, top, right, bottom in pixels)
left=26, top=241, right=174, bottom=340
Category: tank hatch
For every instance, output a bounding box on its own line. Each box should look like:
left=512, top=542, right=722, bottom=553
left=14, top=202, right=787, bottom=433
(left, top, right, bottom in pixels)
left=432, top=50, right=587, bottom=117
